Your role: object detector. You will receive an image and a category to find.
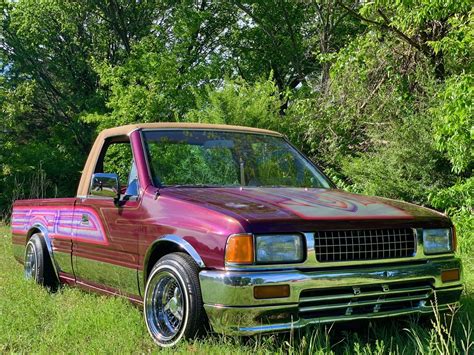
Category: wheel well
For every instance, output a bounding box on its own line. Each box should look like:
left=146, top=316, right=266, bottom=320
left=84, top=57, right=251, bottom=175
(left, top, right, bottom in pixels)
left=26, top=227, right=41, bottom=243
left=145, top=241, right=187, bottom=281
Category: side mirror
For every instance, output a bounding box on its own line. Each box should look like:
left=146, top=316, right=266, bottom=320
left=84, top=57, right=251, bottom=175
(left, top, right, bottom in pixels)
left=89, top=173, right=120, bottom=202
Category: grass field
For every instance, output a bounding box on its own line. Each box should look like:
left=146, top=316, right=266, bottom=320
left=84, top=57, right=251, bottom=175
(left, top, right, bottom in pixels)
left=0, top=225, right=472, bottom=354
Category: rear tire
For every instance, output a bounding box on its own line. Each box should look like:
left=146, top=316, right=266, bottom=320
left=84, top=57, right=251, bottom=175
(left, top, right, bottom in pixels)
left=24, top=233, right=58, bottom=290
left=144, top=252, right=205, bottom=347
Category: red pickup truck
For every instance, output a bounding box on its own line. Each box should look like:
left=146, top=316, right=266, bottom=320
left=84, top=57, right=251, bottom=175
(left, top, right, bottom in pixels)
left=12, top=123, right=462, bottom=347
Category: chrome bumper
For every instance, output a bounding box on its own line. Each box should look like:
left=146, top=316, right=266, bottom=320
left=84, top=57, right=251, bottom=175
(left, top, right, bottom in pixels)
left=199, top=258, right=463, bottom=335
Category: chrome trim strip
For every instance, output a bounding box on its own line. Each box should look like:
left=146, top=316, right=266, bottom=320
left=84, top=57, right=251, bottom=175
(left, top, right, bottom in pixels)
left=299, top=293, right=431, bottom=313
left=204, top=300, right=460, bottom=335
left=298, top=285, right=433, bottom=304
left=201, top=257, right=462, bottom=307
left=141, top=235, right=206, bottom=293
left=144, top=235, right=205, bottom=269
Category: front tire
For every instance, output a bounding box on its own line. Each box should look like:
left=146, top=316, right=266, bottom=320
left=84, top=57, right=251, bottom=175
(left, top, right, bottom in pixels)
left=24, top=233, right=58, bottom=289
left=144, top=252, right=205, bottom=347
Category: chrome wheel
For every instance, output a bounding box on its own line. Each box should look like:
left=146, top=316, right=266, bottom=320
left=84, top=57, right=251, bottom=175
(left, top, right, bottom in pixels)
left=144, top=253, right=205, bottom=347
left=145, top=270, right=186, bottom=344
left=24, top=241, right=37, bottom=280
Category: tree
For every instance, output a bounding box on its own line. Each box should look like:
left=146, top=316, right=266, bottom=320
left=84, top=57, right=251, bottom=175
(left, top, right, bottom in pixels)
left=337, top=0, right=472, bottom=80
left=0, top=0, right=471, bottom=227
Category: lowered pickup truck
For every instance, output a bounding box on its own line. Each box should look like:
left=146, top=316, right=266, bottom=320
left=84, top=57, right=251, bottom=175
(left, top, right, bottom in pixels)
left=12, top=123, right=462, bottom=347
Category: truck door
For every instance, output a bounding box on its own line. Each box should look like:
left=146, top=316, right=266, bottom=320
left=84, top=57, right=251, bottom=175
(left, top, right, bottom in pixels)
left=72, top=136, right=143, bottom=298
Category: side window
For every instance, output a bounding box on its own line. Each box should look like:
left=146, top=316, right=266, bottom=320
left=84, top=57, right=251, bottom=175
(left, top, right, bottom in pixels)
left=97, top=139, right=139, bottom=197
left=102, top=143, right=133, bottom=186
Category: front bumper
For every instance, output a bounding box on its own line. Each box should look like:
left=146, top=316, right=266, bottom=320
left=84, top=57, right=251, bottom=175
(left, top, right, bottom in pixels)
left=199, top=257, right=463, bottom=335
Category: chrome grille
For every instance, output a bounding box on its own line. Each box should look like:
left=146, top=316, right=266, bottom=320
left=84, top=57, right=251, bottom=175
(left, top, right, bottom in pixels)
left=299, top=280, right=432, bottom=319
left=315, top=228, right=416, bottom=262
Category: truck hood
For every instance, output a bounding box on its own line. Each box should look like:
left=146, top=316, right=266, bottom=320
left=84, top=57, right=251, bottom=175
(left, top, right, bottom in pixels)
left=161, top=187, right=447, bottom=232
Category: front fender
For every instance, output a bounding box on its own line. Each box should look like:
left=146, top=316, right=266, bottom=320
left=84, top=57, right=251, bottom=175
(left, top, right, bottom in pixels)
left=141, top=235, right=206, bottom=294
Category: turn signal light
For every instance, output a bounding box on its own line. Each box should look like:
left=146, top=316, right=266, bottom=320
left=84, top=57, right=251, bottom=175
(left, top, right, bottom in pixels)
left=225, top=234, right=254, bottom=264
left=441, top=269, right=460, bottom=283
left=254, top=285, right=290, bottom=299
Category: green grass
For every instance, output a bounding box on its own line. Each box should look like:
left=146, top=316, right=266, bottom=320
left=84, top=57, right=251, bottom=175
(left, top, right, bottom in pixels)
left=0, top=225, right=473, bottom=354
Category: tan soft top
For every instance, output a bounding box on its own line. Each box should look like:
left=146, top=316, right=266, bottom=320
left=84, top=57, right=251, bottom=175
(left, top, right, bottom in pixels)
left=77, top=122, right=282, bottom=196
left=99, top=122, right=282, bottom=140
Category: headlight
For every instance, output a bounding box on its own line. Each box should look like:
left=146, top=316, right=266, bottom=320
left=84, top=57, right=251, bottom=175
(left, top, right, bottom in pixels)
left=423, top=228, right=453, bottom=254
left=256, top=234, right=304, bottom=263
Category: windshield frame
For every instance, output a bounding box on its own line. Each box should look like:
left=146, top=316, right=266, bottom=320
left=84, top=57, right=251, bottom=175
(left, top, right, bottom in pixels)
left=140, top=128, right=335, bottom=189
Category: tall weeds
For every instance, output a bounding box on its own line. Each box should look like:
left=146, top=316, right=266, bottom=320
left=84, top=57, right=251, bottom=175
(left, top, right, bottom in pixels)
left=405, top=298, right=473, bottom=354
left=1, top=162, right=56, bottom=221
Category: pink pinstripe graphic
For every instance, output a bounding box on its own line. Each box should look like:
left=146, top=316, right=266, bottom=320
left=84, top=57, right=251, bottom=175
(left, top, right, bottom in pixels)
left=11, top=206, right=109, bottom=245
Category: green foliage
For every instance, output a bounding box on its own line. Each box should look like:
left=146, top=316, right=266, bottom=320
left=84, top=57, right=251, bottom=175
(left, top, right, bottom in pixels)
left=291, top=32, right=447, bottom=198
left=430, top=177, right=473, bottom=211
left=429, top=178, right=473, bottom=254
left=340, top=112, right=453, bottom=204
left=82, top=1, right=235, bottom=130
left=360, top=0, right=472, bottom=31
left=86, top=38, right=184, bottom=127
left=289, top=1, right=472, bottom=213
left=186, top=77, right=283, bottom=128
left=432, top=74, right=473, bottom=174
left=451, top=208, right=474, bottom=254
left=428, top=10, right=474, bottom=74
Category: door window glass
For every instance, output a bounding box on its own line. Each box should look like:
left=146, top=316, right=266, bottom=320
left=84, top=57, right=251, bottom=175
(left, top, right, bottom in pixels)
left=99, top=141, right=139, bottom=197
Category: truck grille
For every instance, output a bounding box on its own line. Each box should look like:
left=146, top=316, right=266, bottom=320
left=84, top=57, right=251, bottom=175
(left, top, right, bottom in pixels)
left=299, top=280, right=432, bottom=319
left=314, top=228, right=416, bottom=262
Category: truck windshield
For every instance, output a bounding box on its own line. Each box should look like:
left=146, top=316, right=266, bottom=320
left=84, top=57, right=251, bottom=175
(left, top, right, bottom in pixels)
left=143, top=130, right=332, bottom=188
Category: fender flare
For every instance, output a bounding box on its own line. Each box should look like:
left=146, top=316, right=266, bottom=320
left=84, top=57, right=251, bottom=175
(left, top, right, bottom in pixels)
left=142, top=235, right=206, bottom=284
left=28, top=223, right=60, bottom=281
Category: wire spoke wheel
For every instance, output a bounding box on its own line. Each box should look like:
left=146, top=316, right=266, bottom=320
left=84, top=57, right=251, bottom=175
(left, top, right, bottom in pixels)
left=23, top=234, right=59, bottom=290
left=24, top=242, right=37, bottom=280
left=144, top=253, right=205, bottom=347
left=146, top=270, right=185, bottom=343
